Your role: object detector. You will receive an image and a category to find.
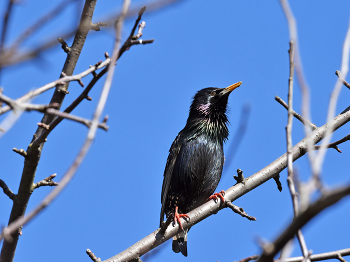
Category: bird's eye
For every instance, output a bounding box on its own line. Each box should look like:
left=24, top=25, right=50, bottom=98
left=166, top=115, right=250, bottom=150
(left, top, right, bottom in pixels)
left=210, top=91, right=216, bottom=96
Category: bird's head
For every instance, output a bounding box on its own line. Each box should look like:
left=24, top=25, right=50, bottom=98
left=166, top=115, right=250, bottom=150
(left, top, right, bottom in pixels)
left=184, top=82, right=242, bottom=142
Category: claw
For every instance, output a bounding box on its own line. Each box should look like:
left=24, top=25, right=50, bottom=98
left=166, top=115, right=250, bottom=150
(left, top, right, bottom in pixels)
left=208, top=190, right=225, bottom=203
left=174, top=206, right=189, bottom=231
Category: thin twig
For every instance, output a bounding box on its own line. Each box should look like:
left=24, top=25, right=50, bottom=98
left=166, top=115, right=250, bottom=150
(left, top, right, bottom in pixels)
left=225, top=201, right=256, bottom=221
left=0, top=0, right=16, bottom=75
left=0, top=0, right=182, bottom=68
left=335, top=70, right=350, bottom=90
left=13, top=148, right=27, bottom=157
left=33, top=174, right=59, bottom=190
left=86, top=249, right=101, bottom=262
left=32, top=7, right=153, bottom=146
left=284, top=40, right=309, bottom=260
left=46, top=108, right=109, bottom=131
left=282, top=249, right=350, bottom=262
left=313, top=134, right=350, bottom=152
left=276, top=96, right=343, bottom=153
left=257, top=186, right=350, bottom=262
left=0, top=93, right=59, bottom=113
left=0, top=179, right=16, bottom=201
left=313, top=15, right=350, bottom=176
left=0, top=57, right=111, bottom=116
left=237, top=255, right=259, bottom=262
left=279, top=0, right=318, bottom=187
left=4, top=0, right=77, bottom=59
left=275, top=96, right=316, bottom=131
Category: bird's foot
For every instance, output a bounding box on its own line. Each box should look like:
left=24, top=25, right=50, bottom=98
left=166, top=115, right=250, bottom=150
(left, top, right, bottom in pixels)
left=174, top=206, right=189, bottom=231
left=208, top=190, right=225, bottom=203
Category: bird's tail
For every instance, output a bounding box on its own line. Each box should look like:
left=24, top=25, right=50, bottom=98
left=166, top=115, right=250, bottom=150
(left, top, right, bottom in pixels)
left=172, top=230, right=188, bottom=257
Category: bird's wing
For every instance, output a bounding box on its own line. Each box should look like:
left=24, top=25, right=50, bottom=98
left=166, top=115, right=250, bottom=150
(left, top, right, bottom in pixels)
left=160, top=134, right=182, bottom=227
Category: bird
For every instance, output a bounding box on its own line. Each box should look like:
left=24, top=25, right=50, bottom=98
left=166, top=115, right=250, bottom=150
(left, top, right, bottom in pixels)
left=160, top=81, right=242, bottom=257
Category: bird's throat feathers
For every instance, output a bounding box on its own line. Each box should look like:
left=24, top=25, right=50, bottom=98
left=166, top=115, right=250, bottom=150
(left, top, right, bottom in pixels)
left=182, top=102, right=229, bottom=143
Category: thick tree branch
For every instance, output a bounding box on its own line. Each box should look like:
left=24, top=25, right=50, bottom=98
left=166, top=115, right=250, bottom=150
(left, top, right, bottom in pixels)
left=0, top=5, right=154, bottom=252
left=0, top=1, right=99, bottom=261
left=32, top=7, right=153, bottom=146
left=99, top=107, right=350, bottom=262
left=0, top=179, right=16, bottom=201
left=257, top=186, right=350, bottom=262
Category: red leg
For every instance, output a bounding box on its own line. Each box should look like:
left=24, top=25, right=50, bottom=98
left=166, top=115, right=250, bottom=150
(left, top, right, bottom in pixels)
left=208, top=190, right=225, bottom=203
left=174, top=206, right=189, bottom=231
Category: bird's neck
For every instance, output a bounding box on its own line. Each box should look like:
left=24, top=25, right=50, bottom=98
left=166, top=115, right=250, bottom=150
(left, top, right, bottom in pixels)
left=182, top=115, right=229, bottom=143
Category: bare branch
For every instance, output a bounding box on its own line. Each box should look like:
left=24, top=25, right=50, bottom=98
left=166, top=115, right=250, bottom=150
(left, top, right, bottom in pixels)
left=0, top=92, right=60, bottom=113
left=86, top=249, right=101, bottom=262
left=275, top=96, right=316, bottom=131
left=313, top=134, right=350, bottom=152
left=0, top=0, right=16, bottom=76
left=0, top=179, right=16, bottom=201
left=335, top=70, right=350, bottom=90
left=273, top=174, right=282, bottom=192
left=0, top=0, right=184, bottom=68
left=0, top=1, right=100, bottom=261
left=237, top=255, right=259, bottom=262
left=134, top=21, right=146, bottom=39
left=234, top=169, right=245, bottom=184
left=13, top=148, right=27, bottom=157
left=0, top=1, right=149, bottom=248
left=225, top=201, right=256, bottom=221
left=33, top=174, right=59, bottom=190
left=8, top=0, right=77, bottom=53
left=313, top=16, right=350, bottom=175
left=57, top=37, right=71, bottom=53
left=285, top=40, right=309, bottom=260
left=257, top=186, right=350, bottom=262
left=97, top=108, right=350, bottom=262
left=283, top=250, right=349, bottom=262
left=90, top=22, right=109, bottom=31
left=0, top=56, right=111, bottom=116
left=45, top=108, right=109, bottom=131
left=32, top=7, right=153, bottom=146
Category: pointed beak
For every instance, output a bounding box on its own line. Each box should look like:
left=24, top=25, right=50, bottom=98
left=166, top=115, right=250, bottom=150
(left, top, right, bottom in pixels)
left=221, top=81, right=242, bottom=95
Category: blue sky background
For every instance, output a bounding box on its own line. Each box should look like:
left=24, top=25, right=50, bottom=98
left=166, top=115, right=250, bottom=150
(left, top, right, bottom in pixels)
left=1, top=1, right=350, bottom=261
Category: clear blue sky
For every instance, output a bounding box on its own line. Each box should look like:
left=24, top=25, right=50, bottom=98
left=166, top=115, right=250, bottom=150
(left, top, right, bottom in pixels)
left=1, top=1, right=350, bottom=261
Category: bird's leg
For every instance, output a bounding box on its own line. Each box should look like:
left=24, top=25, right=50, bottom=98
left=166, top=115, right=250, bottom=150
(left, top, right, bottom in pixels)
left=208, top=190, right=225, bottom=203
left=174, top=206, right=189, bottom=231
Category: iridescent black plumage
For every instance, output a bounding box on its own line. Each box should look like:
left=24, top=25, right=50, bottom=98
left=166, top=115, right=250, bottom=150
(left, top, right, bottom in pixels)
left=160, top=82, right=241, bottom=257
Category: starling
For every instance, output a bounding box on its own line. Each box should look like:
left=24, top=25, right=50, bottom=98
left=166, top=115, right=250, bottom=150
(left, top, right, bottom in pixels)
left=160, top=81, right=242, bottom=257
